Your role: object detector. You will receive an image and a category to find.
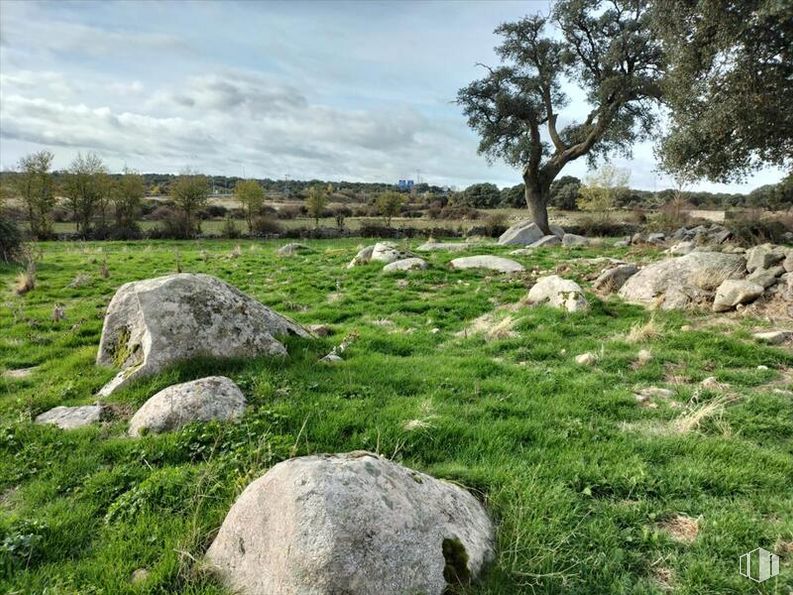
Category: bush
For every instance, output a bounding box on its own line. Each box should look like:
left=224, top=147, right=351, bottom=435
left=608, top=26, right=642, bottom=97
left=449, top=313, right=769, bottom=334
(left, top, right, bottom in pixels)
left=200, top=204, right=228, bottom=219
left=222, top=216, right=242, bottom=239
left=276, top=205, right=301, bottom=220
left=250, top=215, right=283, bottom=236
left=482, top=212, right=508, bottom=237
left=0, top=216, right=24, bottom=263
left=727, top=211, right=791, bottom=245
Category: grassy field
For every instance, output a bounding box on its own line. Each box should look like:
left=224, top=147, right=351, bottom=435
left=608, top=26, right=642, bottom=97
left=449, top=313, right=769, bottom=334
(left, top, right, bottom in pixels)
left=1, top=239, right=792, bottom=594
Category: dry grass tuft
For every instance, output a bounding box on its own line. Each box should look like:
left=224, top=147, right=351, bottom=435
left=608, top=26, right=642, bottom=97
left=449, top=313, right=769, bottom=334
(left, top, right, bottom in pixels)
left=69, top=273, right=93, bottom=288
left=625, top=317, right=661, bottom=343
left=651, top=564, right=676, bottom=591
left=402, top=418, right=435, bottom=431
left=660, top=514, right=700, bottom=544
left=14, top=270, right=36, bottom=295
left=457, top=311, right=520, bottom=341
left=671, top=392, right=738, bottom=434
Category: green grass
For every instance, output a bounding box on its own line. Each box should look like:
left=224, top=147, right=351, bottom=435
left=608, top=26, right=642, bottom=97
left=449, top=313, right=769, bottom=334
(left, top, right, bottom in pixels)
left=1, top=239, right=791, bottom=594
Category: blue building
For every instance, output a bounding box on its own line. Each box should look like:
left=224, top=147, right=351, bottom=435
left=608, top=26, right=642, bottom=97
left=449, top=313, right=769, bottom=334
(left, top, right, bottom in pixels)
left=397, top=179, right=414, bottom=191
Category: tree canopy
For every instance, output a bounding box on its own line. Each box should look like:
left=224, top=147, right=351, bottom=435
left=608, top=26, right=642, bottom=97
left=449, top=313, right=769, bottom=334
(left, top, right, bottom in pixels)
left=654, top=0, right=793, bottom=182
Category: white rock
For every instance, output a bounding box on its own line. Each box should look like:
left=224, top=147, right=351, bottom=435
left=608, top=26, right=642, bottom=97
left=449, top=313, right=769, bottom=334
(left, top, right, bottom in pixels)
left=128, top=376, right=245, bottom=437
left=668, top=241, right=696, bottom=256
left=206, top=452, right=495, bottom=595
left=618, top=252, right=746, bottom=310
left=277, top=243, right=309, bottom=256
left=712, top=280, right=764, bottom=312
left=747, top=266, right=784, bottom=289
left=746, top=244, right=785, bottom=273
left=347, top=245, right=375, bottom=268
left=96, top=274, right=309, bottom=396
left=416, top=241, right=472, bottom=252
left=498, top=220, right=564, bottom=245
left=526, top=275, right=589, bottom=312
left=562, top=233, right=589, bottom=247
left=575, top=352, right=597, bottom=365
left=35, top=405, right=104, bottom=430
left=529, top=235, right=562, bottom=248
left=753, top=330, right=793, bottom=345
left=383, top=257, right=428, bottom=273
left=449, top=255, right=525, bottom=273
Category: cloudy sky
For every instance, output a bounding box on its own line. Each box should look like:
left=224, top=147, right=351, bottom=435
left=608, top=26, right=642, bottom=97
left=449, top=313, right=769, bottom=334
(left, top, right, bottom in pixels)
left=0, top=0, right=785, bottom=192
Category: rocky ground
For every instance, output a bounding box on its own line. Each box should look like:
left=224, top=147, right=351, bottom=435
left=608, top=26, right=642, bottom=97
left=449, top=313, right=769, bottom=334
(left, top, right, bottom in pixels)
left=1, top=232, right=792, bottom=593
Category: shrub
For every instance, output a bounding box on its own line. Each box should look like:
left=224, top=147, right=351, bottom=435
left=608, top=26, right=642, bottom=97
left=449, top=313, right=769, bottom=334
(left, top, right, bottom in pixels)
left=276, top=205, right=300, bottom=220
left=483, top=212, right=508, bottom=237
left=727, top=211, right=790, bottom=245
left=250, top=215, right=283, bottom=236
left=222, top=215, right=242, bottom=239
left=200, top=204, right=228, bottom=219
left=0, top=216, right=24, bottom=263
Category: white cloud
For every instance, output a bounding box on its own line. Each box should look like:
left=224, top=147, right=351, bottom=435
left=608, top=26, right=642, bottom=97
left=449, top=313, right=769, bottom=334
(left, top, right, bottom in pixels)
left=0, top=1, right=785, bottom=192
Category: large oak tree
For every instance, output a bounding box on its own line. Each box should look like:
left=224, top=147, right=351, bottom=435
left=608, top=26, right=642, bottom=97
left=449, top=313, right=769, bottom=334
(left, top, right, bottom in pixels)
left=457, top=0, right=662, bottom=233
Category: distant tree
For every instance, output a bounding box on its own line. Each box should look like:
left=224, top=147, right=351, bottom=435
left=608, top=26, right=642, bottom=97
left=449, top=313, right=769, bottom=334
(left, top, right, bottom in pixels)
left=653, top=0, right=793, bottom=181
left=305, top=184, right=328, bottom=227
left=170, top=171, right=209, bottom=238
left=376, top=191, right=404, bottom=227
left=112, top=169, right=145, bottom=237
left=499, top=184, right=525, bottom=208
left=16, top=150, right=55, bottom=239
left=65, top=152, right=110, bottom=237
left=457, top=183, right=501, bottom=209
left=577, top=164, right=630, bottom=221
left=235, top=179, right=265, bottom=230
left=458, top=2, right=662, bottom=233
left=549, top=176, right=581, bottom=210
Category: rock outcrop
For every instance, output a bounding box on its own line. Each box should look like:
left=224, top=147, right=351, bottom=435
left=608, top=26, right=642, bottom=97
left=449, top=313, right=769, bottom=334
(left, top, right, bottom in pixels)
left=206, top=452, right=495, bottom=595
left=618, top=252, right=746, bottom=310
left=96, top=274, right=309, bottom=396
left=128, top=376, right=245, bottom=436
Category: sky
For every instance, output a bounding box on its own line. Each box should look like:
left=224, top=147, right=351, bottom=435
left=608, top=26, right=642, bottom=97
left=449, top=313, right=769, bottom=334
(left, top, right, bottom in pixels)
left=0, top=0, right=786, bottom=193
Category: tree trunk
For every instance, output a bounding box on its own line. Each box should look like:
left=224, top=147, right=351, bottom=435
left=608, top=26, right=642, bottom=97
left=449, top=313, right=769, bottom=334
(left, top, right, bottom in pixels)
left=524, top=181, right=551, bottom=235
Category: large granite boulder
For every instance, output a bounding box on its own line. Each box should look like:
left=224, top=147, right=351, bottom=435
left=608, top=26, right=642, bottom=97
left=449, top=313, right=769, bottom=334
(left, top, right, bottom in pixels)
left=498, top=220, right=564, bottom=245
left=618, top=252, right=746, bottom=310
left=449, top=255, right=525, bottom=273
left=96, top=274, right=309, bottom=396
left=128, top=376, right=245, bottom=436
left=206, top=452, right=495, bottom=595
left=526, top=275, right=589, bottom=312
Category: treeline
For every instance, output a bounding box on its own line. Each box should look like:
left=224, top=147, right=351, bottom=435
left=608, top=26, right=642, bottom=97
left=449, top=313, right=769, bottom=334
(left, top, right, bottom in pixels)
left=452, top=175, right=793, bottom=211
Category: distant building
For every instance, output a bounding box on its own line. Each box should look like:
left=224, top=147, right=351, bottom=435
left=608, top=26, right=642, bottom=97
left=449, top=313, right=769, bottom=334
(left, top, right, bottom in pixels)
left=397, top=179, right=414, bottom=191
